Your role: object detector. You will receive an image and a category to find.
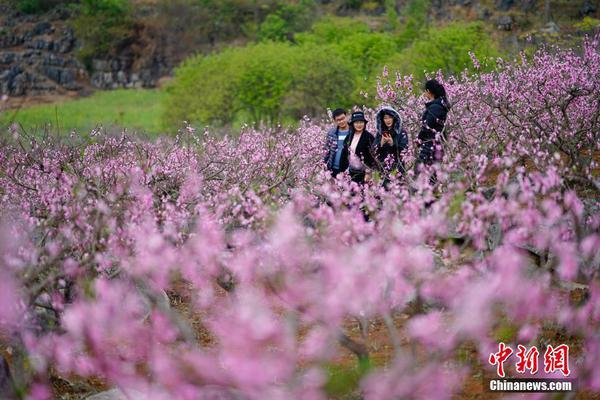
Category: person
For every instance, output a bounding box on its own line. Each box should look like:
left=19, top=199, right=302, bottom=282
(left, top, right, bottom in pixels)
left=373, top=106, right=408, bottom=181
left=340, top=111, right=376, bottom=184
left=416, top=79, right=449, bottom=169
left=323, top=108, right=350, bottom=176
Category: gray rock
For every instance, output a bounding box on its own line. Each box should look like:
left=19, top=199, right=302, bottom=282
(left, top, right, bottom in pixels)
left=0, top=355, right=15, bottom=399
left=486, top=222, right=503, bottom=251
left=520, top=0, right=537, bottom=12
left=86, top=389, right=146, bottom=400
left=92, top=59, right=110, bottom=72
left=580, top=0, right=597, bottom=16
left=57, top=34, right=74, bottom=53
left=29, top=21, right=53, bottom=37
left=540, top=21, right=560, bottom=34
left=0, top=52, right=17, bottom=64
left=117, top=70, right=127, bottom=84
left=60, top=69, right=75, bottom=85
left=26, top=39, right=54, bottom=51
left=496, top=15, right=514, bottom=30
left=479, top=8, right=492, bottom=19
left=0, top=33, right=23, bottom=48
left=87, top=386, right=242, bottom=400
left=495, top=0, right=514, bottom=11
left=38, top=66, right=75, bottom=85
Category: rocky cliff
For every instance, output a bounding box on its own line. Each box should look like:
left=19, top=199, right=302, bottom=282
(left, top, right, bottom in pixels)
left=0, top=4, right=167, bottom=98
left=1, top=0, right=598, bottom=99
left=0, top=5, right=85, bottom=96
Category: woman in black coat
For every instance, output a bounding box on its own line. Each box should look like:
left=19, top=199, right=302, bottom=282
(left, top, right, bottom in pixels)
left=417, top=79, right=449, bottom=167
left=374, top=106, right=409, bottom=179
left=338, top=111, right=376, bottom=184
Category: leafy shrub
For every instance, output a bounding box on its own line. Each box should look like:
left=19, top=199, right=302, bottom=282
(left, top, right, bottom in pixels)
left=258, top=13, right=290, bottom=42
left=235, top=43, right=296, bottom=123
left=69, top=0, right=134, bottom=70
left=387, top=22, right=500, bottom=80
left=285, top=43, right=358, bottom=119
left=163, top=40, right=360, bottom=127
left=162, top=46, right=246, bottom=127
left=574, top=16, right=600, bottom=32
left=395, top=0, right=431, bottom=48
left=295, top=16, right=371, bottom=45
left=11, top=0, right=75, bottom=14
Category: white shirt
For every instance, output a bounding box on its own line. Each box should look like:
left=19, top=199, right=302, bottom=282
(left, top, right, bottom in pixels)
left=349, top=132, right=365, bottom=171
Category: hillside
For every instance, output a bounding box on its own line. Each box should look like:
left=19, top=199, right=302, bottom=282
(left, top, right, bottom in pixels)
left=1, top=0, right=598, bottom=104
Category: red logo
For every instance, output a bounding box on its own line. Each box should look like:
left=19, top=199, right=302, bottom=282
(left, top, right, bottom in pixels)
left=515, top=344, right=539, bottom=374
left=544, top=344, right=571, bottom=376
left=489, top=342, right=513, bottom=378
left=489, top=343, right=570, bottom=378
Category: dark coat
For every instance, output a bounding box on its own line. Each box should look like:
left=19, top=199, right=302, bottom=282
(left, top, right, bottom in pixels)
left=418, top=97, right=448, bottom=164
left=374, top=106, right=408, bottom=173
left=338, top=128, right=376, bottom=174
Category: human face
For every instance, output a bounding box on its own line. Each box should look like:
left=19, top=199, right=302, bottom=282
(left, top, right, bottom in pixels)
left=425, top=89, right=435, bottom=100
left=334, top=114, right=348, bottom=130
left=353, top=120, right=365, bottom=133
left=383, top=114, right=394, bottom=128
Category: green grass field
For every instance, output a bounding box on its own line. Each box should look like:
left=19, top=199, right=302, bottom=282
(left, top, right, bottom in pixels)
left=0, top=89, right=166, bottom=138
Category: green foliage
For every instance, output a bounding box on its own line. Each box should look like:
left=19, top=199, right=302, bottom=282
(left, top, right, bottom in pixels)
left=324, top=359, right=372, bottom=398
left=574, top=17, right=600, bottom=32
left=337, top=31, right=398, bottom=78
left=78, top=0, right=129, bottom=15
left=258, top=14, right=290, bottom=42
left=70, top=0, right=133, bottom=70
left=162, top=47, right=246, bottom=127
left=0, top=89, right=166, bottom=137
left=387, top=22, right=500, bottom=81
left=163, top=43, right=297, bottom=127
left=236, top=43, right=296, bottom=123
left=163, top=40, right=359, bottom=127
left=384, top=0, right=399, bottom=31
left=164, top=16, right=502, bottom=128
left=297, top=17, right=398, bottom=78
left=396, top=0, right=431, bottom=48
left=296, top=17, right=370, bottom=45
left=285, top=43, right=357, bottom=119
left=11, top=0, right=75, bottom=14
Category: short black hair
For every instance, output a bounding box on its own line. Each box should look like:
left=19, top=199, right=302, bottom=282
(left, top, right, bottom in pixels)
left=332, top=108, right=346, bottom=119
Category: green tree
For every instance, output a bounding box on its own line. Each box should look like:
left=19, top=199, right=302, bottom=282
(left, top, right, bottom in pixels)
left=387, top=22, right=500, bottom=81
left=70, top=0, right=133, bottom=69
left=396, top=0, right=431, bottom=49
left=295, top=17, right=370, bottom=45
left=162, top=47, right=246, bottom=128
left=162, top=40, right=362, bottom=128
left=285, top=43, right=358, bottom=119
left=11, top=0, right=76, bottom=13
left=384, top=0, right=400, bottom=31
left=258, top=14, right=290, bottom=42
left=235, top=43, right=296, bottom=123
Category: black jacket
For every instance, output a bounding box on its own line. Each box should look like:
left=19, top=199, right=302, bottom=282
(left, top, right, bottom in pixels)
left=418, top=97, right=448, bottom=143
left=338, top=128, right=376, bottom=173
left=373, top=107, right=408, bottom=172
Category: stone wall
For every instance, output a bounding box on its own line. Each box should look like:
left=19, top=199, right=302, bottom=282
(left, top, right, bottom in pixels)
left=0, top=6, right=85, bottom=96
left=0, top=5, right=167, bottom=97
left=1, top=0, right=597, bottom=98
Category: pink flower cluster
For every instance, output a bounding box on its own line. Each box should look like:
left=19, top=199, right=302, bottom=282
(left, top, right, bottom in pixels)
left=0, top=37, right=599, bottom=399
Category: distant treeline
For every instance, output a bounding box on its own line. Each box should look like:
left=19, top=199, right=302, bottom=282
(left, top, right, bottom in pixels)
left=163, top=15, right=499, bottom=128
left=6, top=0, right=502, bottom=128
